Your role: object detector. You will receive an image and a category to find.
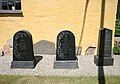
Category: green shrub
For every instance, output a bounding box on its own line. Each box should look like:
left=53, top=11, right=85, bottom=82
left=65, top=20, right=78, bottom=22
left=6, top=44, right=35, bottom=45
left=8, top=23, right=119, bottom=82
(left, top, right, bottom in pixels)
left=115, top=20, right=120, bottom=37
left=115, top=29, right=120, bottom=37
left=113, top=46, right=120, bottom=55
left=115, top=25, right=120, bottom=29
left=116, top=20, right=120, bottom=26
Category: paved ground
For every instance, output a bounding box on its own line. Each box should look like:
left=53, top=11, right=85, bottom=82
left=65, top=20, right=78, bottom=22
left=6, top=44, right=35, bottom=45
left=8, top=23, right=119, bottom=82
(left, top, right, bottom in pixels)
left=114, top=37, right=120, bottom=42
left=0, top=54, right=120, bottom=76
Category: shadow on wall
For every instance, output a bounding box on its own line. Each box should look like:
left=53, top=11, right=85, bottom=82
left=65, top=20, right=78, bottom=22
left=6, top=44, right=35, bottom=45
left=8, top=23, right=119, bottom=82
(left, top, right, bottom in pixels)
left=33, top=40, right=56, bottom=55
left=0, top=12, right=23, bottom=17
left=33, top=40, right=82, bottom=55
left=77, top=0, right=89, bottom=55
left=76, top=46, right=82, bottom=55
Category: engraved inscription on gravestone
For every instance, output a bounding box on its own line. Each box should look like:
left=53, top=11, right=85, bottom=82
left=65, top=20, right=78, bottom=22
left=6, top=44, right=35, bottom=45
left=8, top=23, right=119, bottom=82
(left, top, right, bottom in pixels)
left=13, top=31, right=34, bottom=61
left=11, top=30, right=35, bottom=68
left=99, top=28, right=112, bottom=57
left=54, top=30, right=78, bottom=69
left=56, top=30, right=77, bottom=60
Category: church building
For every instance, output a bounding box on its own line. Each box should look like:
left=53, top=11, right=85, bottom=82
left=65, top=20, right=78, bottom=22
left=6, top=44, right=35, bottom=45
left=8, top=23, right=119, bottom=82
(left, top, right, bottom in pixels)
left=0, top=0, right=117, bottom=55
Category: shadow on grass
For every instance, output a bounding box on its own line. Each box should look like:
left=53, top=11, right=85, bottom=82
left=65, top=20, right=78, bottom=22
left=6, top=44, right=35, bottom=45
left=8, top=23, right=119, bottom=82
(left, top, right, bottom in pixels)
left=98, top=0, right=106, bottom=83
left=98, top=66, right=105, bottom=84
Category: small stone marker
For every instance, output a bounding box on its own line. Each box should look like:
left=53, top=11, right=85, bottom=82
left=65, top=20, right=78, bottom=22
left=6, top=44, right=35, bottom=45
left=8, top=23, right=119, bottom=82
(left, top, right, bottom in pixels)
left=94, top=28, right=114, bottom=66
left=3, top=44, right=11, bottom=55
left=54, top=30, right=78, bottom=69
left=85, top=46, right=96, bottom=55
left=11, top=30, right=36, bottom=68
left=7, top=38, right=13, bottom=48
left=0, top=48, right=4, bottom=56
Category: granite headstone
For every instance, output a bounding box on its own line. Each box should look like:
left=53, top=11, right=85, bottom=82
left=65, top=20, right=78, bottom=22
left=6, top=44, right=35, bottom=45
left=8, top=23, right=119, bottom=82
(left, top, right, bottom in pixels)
left=56, top=30, right=77, bottom=60
left=54, top=30, right=78, bottom=69
left=94, top=28, right=114, bottom=66
left=11, top=30, right=36, bottom=68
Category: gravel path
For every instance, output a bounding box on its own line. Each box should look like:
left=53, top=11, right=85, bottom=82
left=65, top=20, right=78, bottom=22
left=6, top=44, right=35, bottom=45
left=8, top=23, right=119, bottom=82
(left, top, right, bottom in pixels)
left=0, top=54, right=120, bottom=76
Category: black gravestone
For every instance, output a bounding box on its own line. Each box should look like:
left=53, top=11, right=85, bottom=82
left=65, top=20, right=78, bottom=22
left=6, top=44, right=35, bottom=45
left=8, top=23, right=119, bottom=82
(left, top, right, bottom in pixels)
left=56, top=30, right=77, bottom=60
left=94, top=28, right=114, bottom=66
left=11, top=30, right=36, bottom=68
left=54, top=30, right=78, bottom=69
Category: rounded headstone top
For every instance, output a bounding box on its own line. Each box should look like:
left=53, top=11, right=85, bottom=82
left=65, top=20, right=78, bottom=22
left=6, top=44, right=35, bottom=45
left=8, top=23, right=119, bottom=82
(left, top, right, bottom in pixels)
left=13, top=30, right=32, bottom=38
left=57, top=30, right=75, bottom=38
left=58, top=30, right=74, bottom=34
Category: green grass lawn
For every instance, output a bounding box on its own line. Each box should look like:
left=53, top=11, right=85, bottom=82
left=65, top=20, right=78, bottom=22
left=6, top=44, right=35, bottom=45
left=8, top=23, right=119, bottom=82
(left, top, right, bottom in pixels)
left=0, top=75, right=120, bottom=84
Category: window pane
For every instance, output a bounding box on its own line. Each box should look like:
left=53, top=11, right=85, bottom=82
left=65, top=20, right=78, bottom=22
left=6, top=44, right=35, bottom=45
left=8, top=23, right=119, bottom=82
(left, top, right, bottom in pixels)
left=8, top=0, right=14, bottom=3
left=15, top=0, right=20, bottom=1
left=15, top=2, right=21, bottom=10
left=2, top=2, right=8, bottom=10
left=2, top=0, right=7, bottom=1
left=8, top=0, right=14, bottom=10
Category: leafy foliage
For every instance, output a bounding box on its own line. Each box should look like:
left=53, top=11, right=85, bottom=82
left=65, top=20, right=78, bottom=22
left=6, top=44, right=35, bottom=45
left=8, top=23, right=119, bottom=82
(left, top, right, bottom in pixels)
left=113, top=46, right=120, bottom=55
left=115, top=19, right=120, bottom=37
left=115, top=2, right=120, bottom=37
left=115, top=29, right=120, bottom=37
left=116, top=19, right=120, bottom=26
left=116, top=3, right=120, bottom=20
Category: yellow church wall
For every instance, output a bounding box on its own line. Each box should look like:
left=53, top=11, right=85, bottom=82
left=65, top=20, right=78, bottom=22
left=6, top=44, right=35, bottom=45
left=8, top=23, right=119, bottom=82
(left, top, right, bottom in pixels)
left=0, top=0, right=117, bottom=55
left=104, top=0, right=117, bottom=50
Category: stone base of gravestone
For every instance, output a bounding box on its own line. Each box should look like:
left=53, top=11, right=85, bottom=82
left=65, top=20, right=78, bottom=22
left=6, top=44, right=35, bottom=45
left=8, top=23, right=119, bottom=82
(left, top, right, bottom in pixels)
left=11, top=60, right=36, bottom=69
left=94, top=55, right=114, bottom=66
left=53, top=60, right=78, bottom=69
